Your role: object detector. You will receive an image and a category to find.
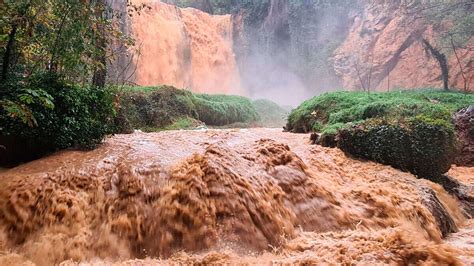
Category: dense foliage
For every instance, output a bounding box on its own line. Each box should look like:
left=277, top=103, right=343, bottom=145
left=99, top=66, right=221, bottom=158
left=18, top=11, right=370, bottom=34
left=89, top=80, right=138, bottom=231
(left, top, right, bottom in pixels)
left=0, top=73, right=116, bottom=165
left=0, top=0, right=136, bottom=84
left=286, top=89, right=473, bottom=179
left=193, top=93, right=259, bottom=126
left=115, top=86, right=260, bottom=133
left=0, top=0, right=142, bottom=165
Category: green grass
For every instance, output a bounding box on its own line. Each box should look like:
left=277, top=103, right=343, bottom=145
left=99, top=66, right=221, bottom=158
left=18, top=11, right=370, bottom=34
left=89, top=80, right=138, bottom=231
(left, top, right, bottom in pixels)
left=115, top=85, right=175, bottom=93
left=286, top=89, right=474, bottom=134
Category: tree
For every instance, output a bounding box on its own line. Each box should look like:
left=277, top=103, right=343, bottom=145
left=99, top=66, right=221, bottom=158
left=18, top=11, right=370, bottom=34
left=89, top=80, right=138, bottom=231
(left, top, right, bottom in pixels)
left=411, top=0, right=473, bottom=91
left=422, top=38, right=449, bottom=90
left=92, top=0, right=108, bottom=88
left=449, top=34, right=469, bottom=92
left=0, top=0, right=141, bottom=85
left=0, top=0, right=145, bottom=130
left=0, top=0, right=32, bottom=82
left=353, top=53, right=374, bottom=93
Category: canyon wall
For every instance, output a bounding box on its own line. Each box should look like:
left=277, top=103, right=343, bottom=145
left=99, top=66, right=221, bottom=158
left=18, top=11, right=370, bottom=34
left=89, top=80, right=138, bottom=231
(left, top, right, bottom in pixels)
left=126, top=0, right=242, bottom=95
left=114, top=0, right=472, bottom=100
left=333, top=1, right=473, bottom=92
left=235, top=0, right=472, bottom=93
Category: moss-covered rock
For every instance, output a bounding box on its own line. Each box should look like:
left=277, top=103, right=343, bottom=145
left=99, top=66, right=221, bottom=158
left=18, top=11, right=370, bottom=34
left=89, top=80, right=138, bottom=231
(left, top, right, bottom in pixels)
left=337, top=117, right=456, bottom=180
left=286, top=89, right=474, bottom=134
left=286, top=89, right=472, bottom=180
left=452, top=106, right=474, bottom=166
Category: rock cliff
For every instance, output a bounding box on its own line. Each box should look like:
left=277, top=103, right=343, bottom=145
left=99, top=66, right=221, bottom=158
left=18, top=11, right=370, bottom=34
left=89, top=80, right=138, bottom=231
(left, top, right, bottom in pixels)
left=333, top=1, right=473, bottom=91
left=112, top=1, right=472, bottom=97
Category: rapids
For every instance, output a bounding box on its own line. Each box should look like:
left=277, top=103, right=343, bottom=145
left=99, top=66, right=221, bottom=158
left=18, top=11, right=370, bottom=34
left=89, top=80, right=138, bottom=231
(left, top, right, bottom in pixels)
left=0, top=128, right=472, bottom=265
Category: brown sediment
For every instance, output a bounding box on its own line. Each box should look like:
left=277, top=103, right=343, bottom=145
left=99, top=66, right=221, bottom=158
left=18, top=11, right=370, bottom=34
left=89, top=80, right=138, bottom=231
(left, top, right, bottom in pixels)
left=0, top=128, right=472, bottom=265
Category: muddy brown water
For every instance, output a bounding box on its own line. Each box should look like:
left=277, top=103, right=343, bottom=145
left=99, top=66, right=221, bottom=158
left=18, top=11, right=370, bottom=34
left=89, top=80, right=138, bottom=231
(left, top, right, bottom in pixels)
left=0, top=128, right=472, bottom=265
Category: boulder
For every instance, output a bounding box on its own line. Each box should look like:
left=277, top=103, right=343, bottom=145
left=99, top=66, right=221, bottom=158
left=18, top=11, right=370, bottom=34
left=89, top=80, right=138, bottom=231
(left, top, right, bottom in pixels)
left=453, top=106, right=474, bottom=167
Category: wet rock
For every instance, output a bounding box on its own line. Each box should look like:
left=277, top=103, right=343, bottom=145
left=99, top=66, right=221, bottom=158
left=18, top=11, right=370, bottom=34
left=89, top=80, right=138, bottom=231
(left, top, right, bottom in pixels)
left=195, top=125, right=208, bottom=130
left=419, top=186, right=458, bottom=237
left=453, top=106, right=474, bottom=167
left=310, top=132, right=338, bottom=148
left=309, top=132, right=319, bottom=144
left=437, top=175, right=474, bottom=218
left=317, top=133, right=338, bottom=148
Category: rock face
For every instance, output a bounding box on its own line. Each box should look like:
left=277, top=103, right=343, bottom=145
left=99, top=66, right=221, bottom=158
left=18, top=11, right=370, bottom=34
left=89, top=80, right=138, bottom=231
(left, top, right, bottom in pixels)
left=333, top=1, right=473, bottom=92
left=234, top=0, right=473, bottom=96
left=453, top=106, right=474, bottom=167
left=111, top=1, right=472, bottom=96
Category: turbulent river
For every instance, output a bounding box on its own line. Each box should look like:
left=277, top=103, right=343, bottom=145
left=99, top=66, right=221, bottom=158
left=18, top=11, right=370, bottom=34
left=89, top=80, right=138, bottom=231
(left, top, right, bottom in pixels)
left=0, top=128, right=472, bottom=265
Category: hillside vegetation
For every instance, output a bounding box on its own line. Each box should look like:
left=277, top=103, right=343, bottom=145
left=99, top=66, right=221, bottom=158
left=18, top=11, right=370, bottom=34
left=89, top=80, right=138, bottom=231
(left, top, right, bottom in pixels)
left=115, top=86, right=287, bottom=133
left=286, top=89, right=474, bottom=179
left=0, top=74, right=116, bottom=165
left=287, top=90, right=473, bottom=133
left=252, top=99, right=290, bottom=128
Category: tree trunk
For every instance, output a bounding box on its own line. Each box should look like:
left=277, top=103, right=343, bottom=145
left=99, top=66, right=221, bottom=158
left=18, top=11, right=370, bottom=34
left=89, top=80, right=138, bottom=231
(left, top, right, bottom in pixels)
left=1, top=24, right=18, bottom=82
left=92, top=0, right=107, bottom=88
left=92, top=34, right=107, bottom=87
left=422, top=39, right=449, bottom=90
left=450, top=36, right=468, bottom=92
left=354, top=58, right=366, bottom=92
left=49, top=5, right=72, bottom=73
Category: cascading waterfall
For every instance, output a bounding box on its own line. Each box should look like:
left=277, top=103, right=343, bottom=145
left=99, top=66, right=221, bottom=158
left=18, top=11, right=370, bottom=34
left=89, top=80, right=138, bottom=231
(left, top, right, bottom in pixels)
left=127, top=0, right=242, bottom=95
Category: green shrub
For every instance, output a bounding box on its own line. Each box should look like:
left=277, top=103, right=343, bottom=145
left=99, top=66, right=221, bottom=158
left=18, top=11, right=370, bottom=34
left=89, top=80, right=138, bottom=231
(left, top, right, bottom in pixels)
left=0, top=73, right=116, bottom=165
left=193, top=94, right=258, bottom=126
left=252, top=99, right=289, bottom=128
left=337, top=117, right=456, bottom=180
left=287, top=89, right=472, bottom=179
left=115, top=86, right=260, bottom=132
left=115, top=86, right=198, bottom=133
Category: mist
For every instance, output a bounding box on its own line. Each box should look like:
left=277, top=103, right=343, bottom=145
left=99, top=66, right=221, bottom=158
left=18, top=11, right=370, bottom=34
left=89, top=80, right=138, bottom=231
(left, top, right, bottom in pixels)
left=238, top=48, right=312, bottom=107
left=232, top=0, right=356, bottom=106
